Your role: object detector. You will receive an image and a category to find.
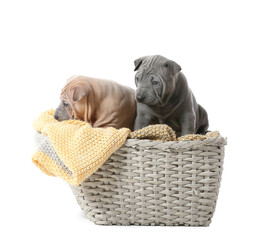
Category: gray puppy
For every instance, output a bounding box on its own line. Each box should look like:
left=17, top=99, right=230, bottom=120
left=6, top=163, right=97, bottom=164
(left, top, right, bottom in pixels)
left=134, top=55, right=209, bottom=136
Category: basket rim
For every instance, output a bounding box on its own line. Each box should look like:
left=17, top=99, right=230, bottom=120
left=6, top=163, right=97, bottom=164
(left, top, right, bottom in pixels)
left=124, top=135, right=227, bottom=150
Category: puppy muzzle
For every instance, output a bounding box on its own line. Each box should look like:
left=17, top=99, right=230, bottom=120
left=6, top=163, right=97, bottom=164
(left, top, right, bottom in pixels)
left=136, top=94, right=146, bottom=102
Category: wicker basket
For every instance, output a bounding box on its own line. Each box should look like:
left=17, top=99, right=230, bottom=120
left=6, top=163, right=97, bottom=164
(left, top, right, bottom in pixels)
left=70, top=136, right=227, bottom=226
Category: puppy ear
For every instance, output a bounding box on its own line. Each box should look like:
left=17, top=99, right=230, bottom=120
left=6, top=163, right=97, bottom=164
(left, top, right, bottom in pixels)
left=72, top=85, right=88, bottom=102
left=134, top=57, right=144, bottom=71
left=164, top=60, right=182, bottom=75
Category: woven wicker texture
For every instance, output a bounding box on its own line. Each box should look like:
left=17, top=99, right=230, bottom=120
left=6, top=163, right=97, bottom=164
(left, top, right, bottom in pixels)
left=71, top=136, right=226, bottom=226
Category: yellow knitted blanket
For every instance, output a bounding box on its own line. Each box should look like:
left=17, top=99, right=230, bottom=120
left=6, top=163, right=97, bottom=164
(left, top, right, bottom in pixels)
left=32, top=109, right=219, bottom=186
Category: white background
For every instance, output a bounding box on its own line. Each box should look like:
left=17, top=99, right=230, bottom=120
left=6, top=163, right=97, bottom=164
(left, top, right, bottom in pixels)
left=1, top=0, right=270, bottom=239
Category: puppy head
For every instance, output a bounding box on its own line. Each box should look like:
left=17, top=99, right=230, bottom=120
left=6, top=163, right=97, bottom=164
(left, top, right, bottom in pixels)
left=134, top=55, right=181, bottom=106
left=54, top=76, right=94, bottom=122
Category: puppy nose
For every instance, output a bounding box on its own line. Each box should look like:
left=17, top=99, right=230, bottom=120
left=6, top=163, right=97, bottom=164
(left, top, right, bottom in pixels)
left=136, top=94, right=145, bottom=101
left=54, top=113, right=59, bottom=121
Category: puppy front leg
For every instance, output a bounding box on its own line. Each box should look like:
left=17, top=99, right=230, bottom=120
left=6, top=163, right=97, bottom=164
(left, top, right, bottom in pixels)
left=134, top=114, right=153, bottom=130
left=181, top=112, right=196, bottom=136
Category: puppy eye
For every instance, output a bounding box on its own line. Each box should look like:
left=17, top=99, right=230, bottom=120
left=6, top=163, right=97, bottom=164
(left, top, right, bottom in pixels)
left=164, top=63, right=169, bottom=68
left=63, top=102, right=69, bottom=107
left=152, top=80, right=159, bottom=85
